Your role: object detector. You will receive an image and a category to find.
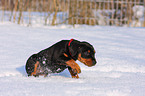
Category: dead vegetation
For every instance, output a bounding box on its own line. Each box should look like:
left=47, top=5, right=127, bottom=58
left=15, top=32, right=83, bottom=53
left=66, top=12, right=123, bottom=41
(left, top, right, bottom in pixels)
left=0, top=0, right=144, bottom=27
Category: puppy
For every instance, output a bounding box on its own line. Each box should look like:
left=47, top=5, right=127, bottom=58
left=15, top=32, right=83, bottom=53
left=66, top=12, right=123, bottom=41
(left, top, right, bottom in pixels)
left=25, top=39, right=96, bottom=78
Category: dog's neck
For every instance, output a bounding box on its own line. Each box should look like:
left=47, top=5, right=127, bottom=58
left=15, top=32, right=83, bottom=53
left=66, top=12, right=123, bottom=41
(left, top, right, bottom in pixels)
left=68, top=39, right=80, bottom=61
left=68, top=39, right=74, bottom=57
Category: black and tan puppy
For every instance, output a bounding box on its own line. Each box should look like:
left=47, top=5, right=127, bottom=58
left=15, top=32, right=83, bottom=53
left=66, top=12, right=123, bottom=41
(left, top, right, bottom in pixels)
left=25, top=39, right=96, bottom=78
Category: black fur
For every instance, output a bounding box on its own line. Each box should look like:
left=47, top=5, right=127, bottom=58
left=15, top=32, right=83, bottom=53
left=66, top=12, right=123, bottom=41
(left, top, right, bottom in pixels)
left=25, top=39, right=96, bottom=77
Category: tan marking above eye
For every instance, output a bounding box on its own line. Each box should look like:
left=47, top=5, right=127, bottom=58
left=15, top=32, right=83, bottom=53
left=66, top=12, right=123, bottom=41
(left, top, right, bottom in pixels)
left=88, top=50, right=91, bottom=53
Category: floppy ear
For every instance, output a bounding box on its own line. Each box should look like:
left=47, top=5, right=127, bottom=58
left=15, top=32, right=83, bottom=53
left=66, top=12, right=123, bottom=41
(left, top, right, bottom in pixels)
left=81, top=41, right=95, bottom=51
left=68, top=40, right=81, bottom=60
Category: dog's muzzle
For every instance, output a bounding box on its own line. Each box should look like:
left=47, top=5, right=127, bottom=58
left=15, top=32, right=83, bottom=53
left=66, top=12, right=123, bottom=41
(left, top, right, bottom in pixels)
left=92, top=59, right=97, bottom=66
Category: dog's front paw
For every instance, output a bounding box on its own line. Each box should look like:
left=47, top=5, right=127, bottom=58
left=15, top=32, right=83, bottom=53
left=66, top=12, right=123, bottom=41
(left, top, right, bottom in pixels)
left=68, top=67, right=80, bottom=79
left=66, top=59, right=81, bottom=74
left=72, top=74, right=79, bottom=79
left=72, top=64, right=81, bottom=74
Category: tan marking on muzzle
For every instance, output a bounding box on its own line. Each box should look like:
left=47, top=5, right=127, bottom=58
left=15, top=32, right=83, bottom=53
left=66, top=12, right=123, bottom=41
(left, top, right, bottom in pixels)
left=78, top=53, right=94, bottom=67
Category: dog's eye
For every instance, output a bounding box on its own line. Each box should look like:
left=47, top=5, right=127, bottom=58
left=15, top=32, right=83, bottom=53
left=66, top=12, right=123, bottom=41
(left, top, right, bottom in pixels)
left=84, top=51, right=90, bottom=56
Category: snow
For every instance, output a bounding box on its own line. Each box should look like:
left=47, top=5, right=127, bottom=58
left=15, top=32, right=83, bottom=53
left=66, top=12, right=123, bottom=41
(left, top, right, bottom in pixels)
left=133, top=5, right=144, bottom=19
left=131, top=5, right=145, bottom=27
left=0, top=22, right=145, bottom=96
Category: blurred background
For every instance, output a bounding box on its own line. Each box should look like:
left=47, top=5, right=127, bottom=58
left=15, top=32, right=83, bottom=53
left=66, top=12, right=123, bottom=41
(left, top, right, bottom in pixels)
left=0, top=0, right=145, bottom=27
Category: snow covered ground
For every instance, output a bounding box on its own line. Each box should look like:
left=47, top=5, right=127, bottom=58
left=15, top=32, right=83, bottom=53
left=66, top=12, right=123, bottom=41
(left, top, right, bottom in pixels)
left=0, top=22, right=145, bottom=96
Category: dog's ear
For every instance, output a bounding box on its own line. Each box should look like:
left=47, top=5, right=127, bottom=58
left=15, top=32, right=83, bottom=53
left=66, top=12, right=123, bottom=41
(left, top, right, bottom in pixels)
left=68, top=40, right=81, bottom=60
left=81, top=41, right=95, bottom=51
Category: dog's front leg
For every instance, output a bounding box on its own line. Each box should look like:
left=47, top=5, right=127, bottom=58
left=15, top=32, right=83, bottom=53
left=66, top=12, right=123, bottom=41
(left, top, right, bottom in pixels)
left=60, top=53, right=81, bottom=78
left=65, top=59, right=81, bottom=78
left=68, top=67, right=79, bottom=78
left=65, top=59, right=81, bottom=74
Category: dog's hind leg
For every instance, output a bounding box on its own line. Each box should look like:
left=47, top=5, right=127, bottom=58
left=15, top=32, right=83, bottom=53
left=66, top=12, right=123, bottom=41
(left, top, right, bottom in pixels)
left=30, top=61, right=49, bottom=77
left=26, top=54, right=47, bottom=77
left=35, top=66, right=49, bottom=77
left=31, top=61, right=40, bottom=77
left=26, top=54, right=39, bottom=76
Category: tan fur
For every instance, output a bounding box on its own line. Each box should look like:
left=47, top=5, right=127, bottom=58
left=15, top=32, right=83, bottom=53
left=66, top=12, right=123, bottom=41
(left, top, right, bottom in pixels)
left=65, top=59, right=81, bottom=74
left=68, top=68, right=79, bottom=78
left=78, top=53, right=93, bottom=67
left=63, top=53, right=68, bottom=57
left=31, top=61, right=40, bottom=76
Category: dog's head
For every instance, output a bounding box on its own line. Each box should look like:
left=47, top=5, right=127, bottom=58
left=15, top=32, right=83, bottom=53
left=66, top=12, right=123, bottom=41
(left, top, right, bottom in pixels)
left=78, top=42, right=96, bottom=67
left=68, top=39, right=97, bottom=67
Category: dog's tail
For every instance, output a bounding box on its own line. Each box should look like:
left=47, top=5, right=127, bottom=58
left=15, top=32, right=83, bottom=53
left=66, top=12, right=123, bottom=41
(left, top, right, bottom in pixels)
left=25, top=54, right=38, bottom=76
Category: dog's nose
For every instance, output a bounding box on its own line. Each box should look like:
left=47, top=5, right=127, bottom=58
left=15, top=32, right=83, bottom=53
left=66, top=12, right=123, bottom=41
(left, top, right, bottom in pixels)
left=93, top=60, right=97, bottom=66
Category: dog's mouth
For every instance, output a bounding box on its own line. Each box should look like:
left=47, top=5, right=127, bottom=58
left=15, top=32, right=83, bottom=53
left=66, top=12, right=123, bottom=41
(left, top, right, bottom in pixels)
left=78, top=54, right=96, bottom=67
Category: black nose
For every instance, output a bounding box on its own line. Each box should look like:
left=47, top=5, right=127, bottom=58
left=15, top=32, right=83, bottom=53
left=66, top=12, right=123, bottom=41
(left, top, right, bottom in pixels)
left=93, top=60, right=97, bottom=65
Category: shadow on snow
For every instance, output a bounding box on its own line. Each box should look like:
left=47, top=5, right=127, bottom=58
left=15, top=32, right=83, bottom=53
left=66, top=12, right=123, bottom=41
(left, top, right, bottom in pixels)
left=16, top=65, right=71, bottom=78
